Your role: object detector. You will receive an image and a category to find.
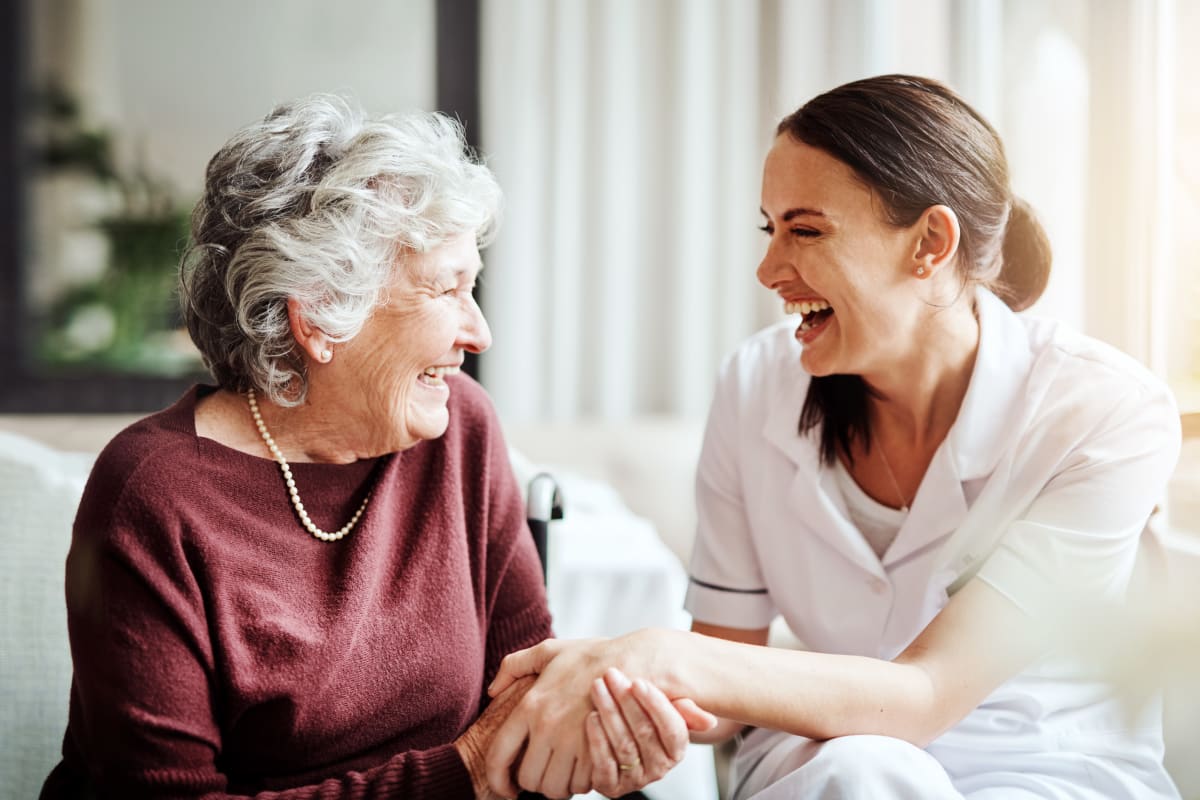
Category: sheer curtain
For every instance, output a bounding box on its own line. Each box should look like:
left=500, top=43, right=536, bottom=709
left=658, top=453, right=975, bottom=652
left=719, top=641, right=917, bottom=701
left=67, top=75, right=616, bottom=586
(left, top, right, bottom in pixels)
left=480, top=0, right=779, bottom=421
left=478, top=0, right=1173, bottom=422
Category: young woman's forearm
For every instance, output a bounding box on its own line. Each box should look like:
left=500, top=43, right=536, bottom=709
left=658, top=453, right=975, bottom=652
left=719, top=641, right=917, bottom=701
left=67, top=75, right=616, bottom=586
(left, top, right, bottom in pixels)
left=665, top=634, right=944, bottom=746
left=663, top=582, right=1043, bottom=747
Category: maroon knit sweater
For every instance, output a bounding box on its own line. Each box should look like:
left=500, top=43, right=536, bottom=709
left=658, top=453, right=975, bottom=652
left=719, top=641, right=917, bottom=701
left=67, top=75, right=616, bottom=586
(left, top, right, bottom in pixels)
left=41, top=376, right=552, bottom=799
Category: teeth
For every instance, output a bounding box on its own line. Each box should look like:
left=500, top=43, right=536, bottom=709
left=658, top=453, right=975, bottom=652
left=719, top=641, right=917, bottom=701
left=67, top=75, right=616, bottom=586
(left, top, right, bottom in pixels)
left=784, top=299, right=830, bottom=316
left=422, top=366, right=461, bottom=380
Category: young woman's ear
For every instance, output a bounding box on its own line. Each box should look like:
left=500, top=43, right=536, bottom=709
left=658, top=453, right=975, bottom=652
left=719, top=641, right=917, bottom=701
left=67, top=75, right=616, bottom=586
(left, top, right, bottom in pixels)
left=287, top=297, right=334, bottom=363
left=911, top=204, right=961, bottom=279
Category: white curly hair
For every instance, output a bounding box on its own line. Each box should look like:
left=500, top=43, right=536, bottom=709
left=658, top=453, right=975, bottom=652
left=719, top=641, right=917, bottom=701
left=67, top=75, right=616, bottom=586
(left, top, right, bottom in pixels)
left=179, top=93, right=501, bottom=406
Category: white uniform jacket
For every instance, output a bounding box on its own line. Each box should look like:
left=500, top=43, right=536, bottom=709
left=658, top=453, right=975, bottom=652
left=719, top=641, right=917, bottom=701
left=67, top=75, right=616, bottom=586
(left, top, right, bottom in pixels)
left=685, top=288, right=1182, bottom=796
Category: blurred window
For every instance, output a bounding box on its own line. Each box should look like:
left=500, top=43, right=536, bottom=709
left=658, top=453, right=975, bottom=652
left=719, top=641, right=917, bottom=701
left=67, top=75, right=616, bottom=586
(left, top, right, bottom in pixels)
left=7, top=0, right=437, bottom=411
left=1169, top=0, right=1200, bottom=409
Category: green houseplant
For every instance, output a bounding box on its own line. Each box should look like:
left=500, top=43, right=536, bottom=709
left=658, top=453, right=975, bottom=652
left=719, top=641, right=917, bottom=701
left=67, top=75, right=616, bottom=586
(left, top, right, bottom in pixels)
left=32, top=85, right=197, bottom=375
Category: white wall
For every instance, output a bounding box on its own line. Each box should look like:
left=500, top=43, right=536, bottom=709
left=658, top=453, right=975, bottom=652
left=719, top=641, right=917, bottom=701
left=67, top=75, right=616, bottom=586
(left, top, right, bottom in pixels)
left=27, top=0, right=435, bottom=313
left=31, top=0, right=436, bottom=196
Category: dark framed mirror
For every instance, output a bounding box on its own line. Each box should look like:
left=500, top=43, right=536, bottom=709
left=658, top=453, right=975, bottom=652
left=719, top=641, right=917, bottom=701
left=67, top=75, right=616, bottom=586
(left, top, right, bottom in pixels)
left=0, top=0, right=480, bottom=412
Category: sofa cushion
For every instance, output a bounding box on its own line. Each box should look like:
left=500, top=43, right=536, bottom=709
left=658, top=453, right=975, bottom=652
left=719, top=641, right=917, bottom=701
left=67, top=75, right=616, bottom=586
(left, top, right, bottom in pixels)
left=0, top=432, right=94, bottom=799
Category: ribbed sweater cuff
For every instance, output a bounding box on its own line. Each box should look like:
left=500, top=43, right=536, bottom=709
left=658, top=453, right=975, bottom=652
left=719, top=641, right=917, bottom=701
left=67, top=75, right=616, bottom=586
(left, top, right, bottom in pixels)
left=403, top=742, right=474, bottom=799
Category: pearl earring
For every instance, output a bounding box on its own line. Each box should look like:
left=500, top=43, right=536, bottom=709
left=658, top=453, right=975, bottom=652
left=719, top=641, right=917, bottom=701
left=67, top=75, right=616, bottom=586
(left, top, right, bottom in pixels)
left=320, top=348, right=332, bottom=363
left=915, top=266, right=927, bottom=277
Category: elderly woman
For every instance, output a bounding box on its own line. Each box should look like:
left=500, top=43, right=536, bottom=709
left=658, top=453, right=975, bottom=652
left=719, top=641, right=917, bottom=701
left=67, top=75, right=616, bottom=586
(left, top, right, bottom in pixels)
left=486, top=75, right=1182, bottom=799
left=41, top=95, right=710, bottom=800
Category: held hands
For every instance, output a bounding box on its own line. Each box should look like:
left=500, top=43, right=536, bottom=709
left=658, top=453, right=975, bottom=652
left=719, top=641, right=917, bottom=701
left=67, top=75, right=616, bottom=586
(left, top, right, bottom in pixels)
left=483, top=633, right=716, bottom=798
left=586, top=667, right=715, bottom=797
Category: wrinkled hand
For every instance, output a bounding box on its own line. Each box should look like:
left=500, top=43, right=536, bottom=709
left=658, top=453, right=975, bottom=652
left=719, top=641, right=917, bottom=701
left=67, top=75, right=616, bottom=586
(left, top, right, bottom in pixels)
left=486, top=654, right=596, bottom=799
left=585, top=667, right=717, bottom=797
left=454, top=676, right=536, bottom=799
left=486, top=637, right=601, bottom=698
left=483, top=632, right=714, bottom=798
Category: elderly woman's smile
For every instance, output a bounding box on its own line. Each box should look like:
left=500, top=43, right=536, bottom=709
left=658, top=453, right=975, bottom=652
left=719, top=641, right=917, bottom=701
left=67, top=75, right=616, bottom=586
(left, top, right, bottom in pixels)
left=419, top=364, right=461, bottom=386
left=332, top=232, right=491, bottom=452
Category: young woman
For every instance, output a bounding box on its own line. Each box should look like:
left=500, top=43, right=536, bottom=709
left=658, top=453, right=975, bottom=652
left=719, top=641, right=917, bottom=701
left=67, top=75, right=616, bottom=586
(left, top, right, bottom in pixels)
left=485, top=75, right=1181, bottom=799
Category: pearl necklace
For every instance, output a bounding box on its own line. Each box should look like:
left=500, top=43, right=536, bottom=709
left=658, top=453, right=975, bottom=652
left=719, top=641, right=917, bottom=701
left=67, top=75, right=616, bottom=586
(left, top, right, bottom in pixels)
left=247, top=388, right=370, bottom=542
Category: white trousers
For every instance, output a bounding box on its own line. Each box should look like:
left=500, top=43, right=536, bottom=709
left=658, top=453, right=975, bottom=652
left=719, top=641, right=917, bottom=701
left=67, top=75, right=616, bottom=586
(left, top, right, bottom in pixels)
left=730, top=729, right=961, bottom=800
left=728, top=728, right=1181, bottom=800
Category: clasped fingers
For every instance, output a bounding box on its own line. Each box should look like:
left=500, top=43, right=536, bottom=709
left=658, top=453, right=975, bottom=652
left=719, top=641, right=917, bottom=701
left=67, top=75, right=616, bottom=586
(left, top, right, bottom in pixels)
left=585, top=667, right=690, bottom=797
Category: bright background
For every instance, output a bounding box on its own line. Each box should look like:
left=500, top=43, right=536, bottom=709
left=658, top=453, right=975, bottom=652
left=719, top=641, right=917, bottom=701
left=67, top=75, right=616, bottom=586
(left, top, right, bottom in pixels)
left=478, top=0, right=1200, bottom=423
left=12, top=5, right=1200, bottom=796
left=22, top=0, right=1199, bottom=420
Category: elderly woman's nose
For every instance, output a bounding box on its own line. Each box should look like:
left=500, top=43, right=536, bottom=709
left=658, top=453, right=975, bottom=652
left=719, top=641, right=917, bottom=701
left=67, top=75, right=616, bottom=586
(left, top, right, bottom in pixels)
left=460, top=299, right=492, bottom=353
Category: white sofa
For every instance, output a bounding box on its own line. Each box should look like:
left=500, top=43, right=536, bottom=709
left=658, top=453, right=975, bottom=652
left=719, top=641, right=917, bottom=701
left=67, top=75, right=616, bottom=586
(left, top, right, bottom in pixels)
left=3, top=414, right=1200, bottom=800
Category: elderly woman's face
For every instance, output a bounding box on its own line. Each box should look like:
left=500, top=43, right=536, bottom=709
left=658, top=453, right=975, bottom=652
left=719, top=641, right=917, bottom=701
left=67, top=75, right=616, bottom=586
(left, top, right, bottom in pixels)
left=337, top=232, right=491, bottom=449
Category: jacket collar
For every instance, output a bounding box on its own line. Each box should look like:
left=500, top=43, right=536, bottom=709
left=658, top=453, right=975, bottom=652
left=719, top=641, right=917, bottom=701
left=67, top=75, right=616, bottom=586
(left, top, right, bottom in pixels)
left=761, top=337, right=814, bottom=471
left=947, top=287, right=1035, bottom=481
left=759, top=287, right=1034, bottom=571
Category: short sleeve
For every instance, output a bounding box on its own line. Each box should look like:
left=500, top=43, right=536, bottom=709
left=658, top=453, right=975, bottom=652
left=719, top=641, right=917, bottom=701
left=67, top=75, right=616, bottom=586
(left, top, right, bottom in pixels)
left=684, top=356, right=777, bottom=629
left=976, top=380, right=1181, bottom=616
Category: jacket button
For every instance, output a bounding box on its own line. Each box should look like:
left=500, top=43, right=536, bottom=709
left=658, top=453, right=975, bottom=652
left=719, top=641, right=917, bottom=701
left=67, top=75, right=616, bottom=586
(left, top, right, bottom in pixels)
left=870, top=577, right=888, bottom=594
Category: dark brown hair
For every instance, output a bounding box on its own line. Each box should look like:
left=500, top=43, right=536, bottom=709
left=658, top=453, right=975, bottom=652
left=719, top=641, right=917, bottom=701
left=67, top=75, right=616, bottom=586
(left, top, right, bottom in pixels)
left=778, top=75, right=1052, bottom=464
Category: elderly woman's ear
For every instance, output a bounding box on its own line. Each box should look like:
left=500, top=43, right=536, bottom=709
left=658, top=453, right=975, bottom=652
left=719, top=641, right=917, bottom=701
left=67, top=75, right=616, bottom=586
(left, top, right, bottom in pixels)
left=286, top=297, right=334, bottom=364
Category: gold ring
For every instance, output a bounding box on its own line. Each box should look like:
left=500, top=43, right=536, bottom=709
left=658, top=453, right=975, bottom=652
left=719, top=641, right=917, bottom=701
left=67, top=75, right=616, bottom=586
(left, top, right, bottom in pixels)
left=618, top=757, right=641, bottom=771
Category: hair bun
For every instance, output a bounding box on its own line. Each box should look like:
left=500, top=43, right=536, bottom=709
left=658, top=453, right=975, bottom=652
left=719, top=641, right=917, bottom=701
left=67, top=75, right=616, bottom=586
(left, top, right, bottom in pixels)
left=993, top=196, right=1052, bottom=311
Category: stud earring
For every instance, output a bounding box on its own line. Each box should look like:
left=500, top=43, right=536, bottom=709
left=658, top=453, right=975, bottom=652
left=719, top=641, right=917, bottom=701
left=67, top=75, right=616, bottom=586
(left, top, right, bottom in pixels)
left=915, top=266, right=927, bottom=277
left=319, top=348, right=332, bottom=363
